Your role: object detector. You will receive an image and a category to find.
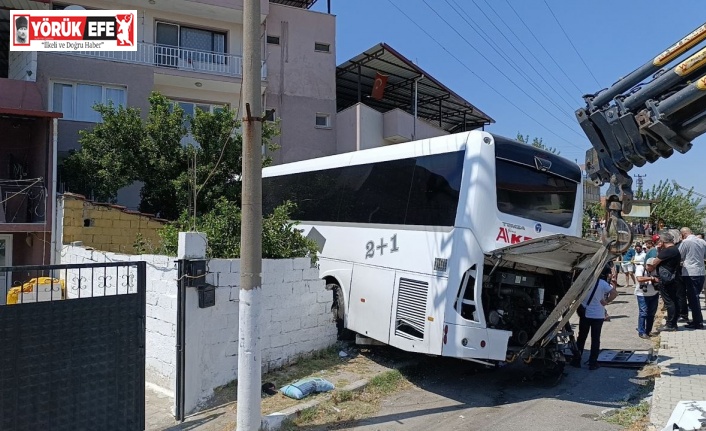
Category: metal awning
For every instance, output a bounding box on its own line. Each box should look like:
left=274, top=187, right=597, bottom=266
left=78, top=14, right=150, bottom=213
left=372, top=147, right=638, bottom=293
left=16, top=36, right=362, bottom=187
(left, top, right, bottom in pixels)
left=269, top=0, right=318, bottom=8
left=337, top=43, right=494, bottom=133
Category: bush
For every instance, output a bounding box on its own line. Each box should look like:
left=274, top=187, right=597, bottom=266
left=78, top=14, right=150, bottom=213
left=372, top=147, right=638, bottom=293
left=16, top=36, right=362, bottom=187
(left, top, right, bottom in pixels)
left=159, top=198, right=317, bottom=261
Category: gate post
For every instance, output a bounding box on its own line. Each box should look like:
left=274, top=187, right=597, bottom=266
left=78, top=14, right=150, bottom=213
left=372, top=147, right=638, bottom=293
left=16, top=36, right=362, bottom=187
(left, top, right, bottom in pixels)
left=175, top=232, right=207, bottom=421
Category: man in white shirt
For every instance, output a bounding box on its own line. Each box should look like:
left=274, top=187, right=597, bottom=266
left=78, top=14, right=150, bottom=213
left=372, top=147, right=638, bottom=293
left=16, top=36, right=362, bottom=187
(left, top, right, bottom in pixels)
left=679, top=227, right=705, bottom=329
left=635, top=258, right=660, bottom=338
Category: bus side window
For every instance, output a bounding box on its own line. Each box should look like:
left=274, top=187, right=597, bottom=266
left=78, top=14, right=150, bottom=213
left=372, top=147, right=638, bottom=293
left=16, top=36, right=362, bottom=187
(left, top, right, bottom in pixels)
left=454, top=266, right=477, bottom=321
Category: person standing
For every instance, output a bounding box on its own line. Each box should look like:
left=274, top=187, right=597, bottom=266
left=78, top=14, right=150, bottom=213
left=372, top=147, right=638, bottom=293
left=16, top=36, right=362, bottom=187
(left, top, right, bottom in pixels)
left=644, top=239, right=657, bottom=260
left=679, top=227, right=705, bottom=329
left=635, top=258, right=661, bottom=338
left=572, top=265, right=618, bottom=370
left=621, top=246, right=637, bottom=287
left=653, top=231, right=684, bottom=332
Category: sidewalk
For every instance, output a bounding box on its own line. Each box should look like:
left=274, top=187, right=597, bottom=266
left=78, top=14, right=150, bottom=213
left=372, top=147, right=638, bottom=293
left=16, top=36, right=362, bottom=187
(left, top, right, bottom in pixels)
left=649, top=291, right=706, bottom=429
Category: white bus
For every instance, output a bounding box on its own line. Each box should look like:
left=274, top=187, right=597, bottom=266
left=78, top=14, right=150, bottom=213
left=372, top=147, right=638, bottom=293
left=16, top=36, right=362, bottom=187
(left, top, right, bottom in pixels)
left=263, top=131, right=602, bottom=367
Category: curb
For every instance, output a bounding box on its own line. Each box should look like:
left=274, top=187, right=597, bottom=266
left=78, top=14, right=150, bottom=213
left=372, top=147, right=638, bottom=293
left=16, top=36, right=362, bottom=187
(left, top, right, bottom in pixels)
left=261, top=378, right=370, bottom=430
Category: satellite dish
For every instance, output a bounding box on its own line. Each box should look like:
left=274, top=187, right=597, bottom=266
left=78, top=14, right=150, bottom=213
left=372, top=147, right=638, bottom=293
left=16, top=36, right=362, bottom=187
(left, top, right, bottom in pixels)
left=64, top=5, right=86, bottom=10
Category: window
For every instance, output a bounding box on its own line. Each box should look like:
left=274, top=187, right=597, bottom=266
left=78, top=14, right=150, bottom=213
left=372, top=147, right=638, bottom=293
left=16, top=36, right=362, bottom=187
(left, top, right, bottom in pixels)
left=495, top=158, right=577, bottom=228
left=315, top=113, right=330, bottom=128
left=155, top=22, right=227, bottom=67
left=171, top=100, right=226, bottom=146
left=52, top=82, right=126, bottom=122
left=267, top=35, right=280, bottom=45
left=263, top=151, right=464, bottom=226
left=314, top=42, right=330, bottom=53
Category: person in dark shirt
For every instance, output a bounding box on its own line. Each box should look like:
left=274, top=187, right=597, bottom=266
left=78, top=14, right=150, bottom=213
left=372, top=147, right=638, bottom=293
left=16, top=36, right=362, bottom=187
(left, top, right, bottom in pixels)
left=653, top=232, right=684, bottom=331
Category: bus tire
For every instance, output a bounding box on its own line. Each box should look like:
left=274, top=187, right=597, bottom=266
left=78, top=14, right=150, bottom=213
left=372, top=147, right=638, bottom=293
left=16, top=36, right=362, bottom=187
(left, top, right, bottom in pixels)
left=328, top=283, right=355, bottom=341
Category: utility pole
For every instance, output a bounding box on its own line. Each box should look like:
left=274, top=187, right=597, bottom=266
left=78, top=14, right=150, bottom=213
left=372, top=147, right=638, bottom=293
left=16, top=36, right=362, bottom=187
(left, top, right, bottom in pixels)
left=237, top=0, right=262, bottom=429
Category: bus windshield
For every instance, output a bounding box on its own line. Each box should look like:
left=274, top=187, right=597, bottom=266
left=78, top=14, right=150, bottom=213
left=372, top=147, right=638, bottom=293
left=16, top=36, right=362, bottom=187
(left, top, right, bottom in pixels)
left=495, top=158, right=577, bottom=228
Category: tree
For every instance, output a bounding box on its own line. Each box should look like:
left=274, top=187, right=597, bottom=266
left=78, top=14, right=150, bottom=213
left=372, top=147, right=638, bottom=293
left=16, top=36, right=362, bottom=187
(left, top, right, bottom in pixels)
left=62, top=92, right=279, bottom=220
left=582, top=202, right=606, bottom=237
left=60, top=92, right=314, bottom=261
left=516, top=133, right=560, bottom=155
left=635, top=179, right=706, bottom=231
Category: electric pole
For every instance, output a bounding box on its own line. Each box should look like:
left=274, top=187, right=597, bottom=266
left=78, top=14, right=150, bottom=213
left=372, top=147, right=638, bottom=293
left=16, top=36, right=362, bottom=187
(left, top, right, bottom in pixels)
left=237, top=0, right=263, bottom=429
left=634, top=174, right=646, bottom=195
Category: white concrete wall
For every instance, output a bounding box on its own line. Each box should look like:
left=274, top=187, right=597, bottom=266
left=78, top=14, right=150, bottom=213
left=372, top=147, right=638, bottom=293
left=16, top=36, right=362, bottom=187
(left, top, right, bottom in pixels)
left=60, top=245, right=337, bottom=415
left=358, top=103, right=384, bottom=150
left=61, top=246, right=178, bottom=394
left=336, top=104, right=358, bottom=154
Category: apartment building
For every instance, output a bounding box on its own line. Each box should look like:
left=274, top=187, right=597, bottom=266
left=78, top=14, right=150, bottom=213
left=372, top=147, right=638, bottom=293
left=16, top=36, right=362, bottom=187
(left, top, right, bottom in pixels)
left=0, top=1, right=60, bottom=280
left=2, top=0, right=336, bottom=203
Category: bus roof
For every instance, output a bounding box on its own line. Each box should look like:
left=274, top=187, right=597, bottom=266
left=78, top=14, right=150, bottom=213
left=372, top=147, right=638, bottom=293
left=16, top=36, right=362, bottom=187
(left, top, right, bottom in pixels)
left=264, top=131, right=484, bottom=177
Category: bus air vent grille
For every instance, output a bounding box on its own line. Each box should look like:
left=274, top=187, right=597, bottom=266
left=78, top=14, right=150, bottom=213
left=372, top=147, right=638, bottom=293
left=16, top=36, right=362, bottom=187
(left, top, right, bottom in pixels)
left=394, top=278, right=429, bottom=341
left=434, top=258, right=448, bottom=272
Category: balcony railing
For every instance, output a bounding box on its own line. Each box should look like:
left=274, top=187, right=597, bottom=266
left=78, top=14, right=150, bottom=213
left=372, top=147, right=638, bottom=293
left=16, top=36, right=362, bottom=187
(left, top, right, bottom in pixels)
left=63, top=42, right=267, bottom=79
left=0, top=181, right=47, bottom=224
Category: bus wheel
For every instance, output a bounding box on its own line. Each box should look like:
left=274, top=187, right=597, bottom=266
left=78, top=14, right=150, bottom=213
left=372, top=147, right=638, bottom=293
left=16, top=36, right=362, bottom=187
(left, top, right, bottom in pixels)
left=328, top=283, right=354, bottom=341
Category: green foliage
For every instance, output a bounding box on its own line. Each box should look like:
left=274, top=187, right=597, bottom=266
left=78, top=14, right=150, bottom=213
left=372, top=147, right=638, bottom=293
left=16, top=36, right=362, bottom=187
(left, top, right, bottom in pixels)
left=516, top=133, right=560, bottom=155
left=636, top=179, right=706, bottom=231
left=582, top=202, right=606, bottom=237
left=159, top=199, right=318, bottom=260
left=64, top=91, right=311, bottom=261
left=61, top=92, right=280, bottom=220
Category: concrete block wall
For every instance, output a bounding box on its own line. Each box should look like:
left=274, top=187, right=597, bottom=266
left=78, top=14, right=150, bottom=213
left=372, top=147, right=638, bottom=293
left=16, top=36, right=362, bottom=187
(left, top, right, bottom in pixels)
left=60, top=245, right=178, bottom=395
left=184, top=257, right=336, bottom=414
left=60, top=245, right=337, bottom=415
left=60, top=193, right=166, bottom=254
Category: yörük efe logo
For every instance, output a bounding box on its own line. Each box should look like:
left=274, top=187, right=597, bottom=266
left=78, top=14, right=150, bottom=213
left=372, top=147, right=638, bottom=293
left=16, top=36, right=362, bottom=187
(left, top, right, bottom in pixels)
left=10, top=10, right=137, bottom=52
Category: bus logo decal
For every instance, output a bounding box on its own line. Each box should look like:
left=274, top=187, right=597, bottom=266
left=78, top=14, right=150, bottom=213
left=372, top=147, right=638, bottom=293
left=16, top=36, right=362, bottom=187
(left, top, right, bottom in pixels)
left=365, top=234, right=400, bottom=259
left=496, top=227, right=532, bottom=244
left=535, top=223, right=542, bottom=233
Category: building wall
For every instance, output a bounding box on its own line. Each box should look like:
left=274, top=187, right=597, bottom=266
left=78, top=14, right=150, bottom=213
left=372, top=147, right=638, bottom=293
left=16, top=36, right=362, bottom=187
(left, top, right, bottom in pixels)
left=265, top=4, right=337, bottom=164
left=60, top=194, right=166, bottom=254
left=36, top=53, right=155, bottom=154
left=335, top=104, right=357, bottom=154
left=60, top=245, right=337, bottom=415
left=8, top=51, right=36, bottom=82
left=359, top=103, right=384, bottom=150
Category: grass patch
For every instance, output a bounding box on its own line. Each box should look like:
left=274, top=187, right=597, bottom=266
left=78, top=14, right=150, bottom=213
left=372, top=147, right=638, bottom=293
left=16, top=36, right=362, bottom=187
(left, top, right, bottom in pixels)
left=605, top=401, right=650, bottom=428
left=286, top=369, right=412, bottom=429
left=367, top=370, right=405, bottom=395
left=332, top=390, right=354, bottom=404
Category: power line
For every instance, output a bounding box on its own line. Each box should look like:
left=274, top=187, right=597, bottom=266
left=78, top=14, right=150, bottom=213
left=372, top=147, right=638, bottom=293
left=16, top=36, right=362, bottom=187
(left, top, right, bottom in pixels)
left=503, top=0, right=583, bottom=95
left=419, top=0, right=588, bottom=145
left=477, top=0, right=578, bottom=106
left=445, top=0, right=577, bottom=119
left=543, top=0, right=602, bottom=88
left=386, top=0, right=584, bottom=150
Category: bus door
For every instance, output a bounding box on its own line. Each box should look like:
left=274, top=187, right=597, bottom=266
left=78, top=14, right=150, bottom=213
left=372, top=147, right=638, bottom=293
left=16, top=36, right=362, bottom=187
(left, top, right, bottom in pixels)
left=387, top=272, right=437, bottom=354
left=346, top=264, right=396, bottom=344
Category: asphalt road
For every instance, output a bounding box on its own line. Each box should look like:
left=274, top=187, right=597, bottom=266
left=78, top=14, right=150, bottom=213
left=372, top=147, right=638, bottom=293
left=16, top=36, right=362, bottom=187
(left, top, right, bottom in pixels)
left=317, top=276, right=654, bottom=431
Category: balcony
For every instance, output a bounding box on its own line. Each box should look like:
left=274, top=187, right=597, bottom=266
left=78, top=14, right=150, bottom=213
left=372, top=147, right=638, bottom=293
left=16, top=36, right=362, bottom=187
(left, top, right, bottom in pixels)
left=0, top=181, right=47, bottom=225
left=62, top=42, right=267, bottom=79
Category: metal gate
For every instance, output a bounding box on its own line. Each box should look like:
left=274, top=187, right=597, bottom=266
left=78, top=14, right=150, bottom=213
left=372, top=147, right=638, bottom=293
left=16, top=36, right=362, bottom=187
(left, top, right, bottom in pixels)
left=0, top=261, right=146, bottom=431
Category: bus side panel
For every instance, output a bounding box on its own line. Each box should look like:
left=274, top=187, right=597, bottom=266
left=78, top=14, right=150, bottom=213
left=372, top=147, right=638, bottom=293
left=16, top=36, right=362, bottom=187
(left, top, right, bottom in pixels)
left=319, top=259, right=353, bottom=304
left=442, top=325, right=511, bottom=360
left=346, top=264, right=396, bottom=343
left=387, top=273, right=445, bottom=355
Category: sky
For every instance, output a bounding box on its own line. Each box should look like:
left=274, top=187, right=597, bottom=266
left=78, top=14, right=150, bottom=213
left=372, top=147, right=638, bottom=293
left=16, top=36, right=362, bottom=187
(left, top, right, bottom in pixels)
left=309, top=0, right=706, bottom=194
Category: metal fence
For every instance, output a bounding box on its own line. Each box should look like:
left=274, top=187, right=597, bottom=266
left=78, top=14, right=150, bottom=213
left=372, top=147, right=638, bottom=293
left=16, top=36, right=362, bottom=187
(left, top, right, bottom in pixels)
left=62, top=42, right=268, bottom=79
left=0, top=261, right=146, bottom=430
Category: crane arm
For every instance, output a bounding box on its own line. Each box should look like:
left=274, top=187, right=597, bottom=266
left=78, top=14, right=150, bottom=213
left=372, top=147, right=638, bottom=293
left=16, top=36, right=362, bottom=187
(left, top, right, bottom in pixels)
left=580, top=22, right=706, bottom=252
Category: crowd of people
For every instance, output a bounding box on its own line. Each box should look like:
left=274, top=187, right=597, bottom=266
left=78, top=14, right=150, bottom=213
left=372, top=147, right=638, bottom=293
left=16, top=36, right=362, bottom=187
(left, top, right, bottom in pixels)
left=572, top=227, right=706, bottom=370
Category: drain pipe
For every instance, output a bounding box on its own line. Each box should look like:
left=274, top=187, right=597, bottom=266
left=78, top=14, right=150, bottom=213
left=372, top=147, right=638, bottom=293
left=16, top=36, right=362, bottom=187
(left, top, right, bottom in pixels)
left=413, top=74, right=424, bottom=140
left=175, top=259, right=187, bottom=422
